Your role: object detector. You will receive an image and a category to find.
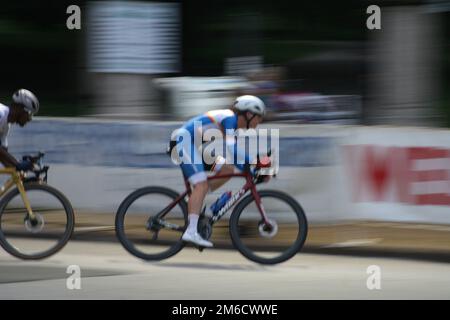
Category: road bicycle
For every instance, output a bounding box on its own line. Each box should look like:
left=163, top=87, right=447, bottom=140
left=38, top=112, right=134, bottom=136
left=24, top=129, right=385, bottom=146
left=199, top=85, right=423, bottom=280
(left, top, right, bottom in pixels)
left=0, top=152, right=75, bottom=259
left=115, top=153, right=308, bottom=264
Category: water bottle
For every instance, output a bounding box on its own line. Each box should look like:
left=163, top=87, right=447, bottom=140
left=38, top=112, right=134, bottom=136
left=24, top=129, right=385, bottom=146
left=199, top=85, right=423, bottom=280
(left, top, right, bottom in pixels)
left=210, top=191, right=232, bottom=216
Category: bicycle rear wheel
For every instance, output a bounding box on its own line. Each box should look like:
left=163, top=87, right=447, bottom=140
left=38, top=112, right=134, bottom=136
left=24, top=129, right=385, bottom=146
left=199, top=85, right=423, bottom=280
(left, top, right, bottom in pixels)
left=0, top=183, right=75, bottom=260
left=229, top=190, right=308, bottom=264
left=115, top=186, right=188, bottom=261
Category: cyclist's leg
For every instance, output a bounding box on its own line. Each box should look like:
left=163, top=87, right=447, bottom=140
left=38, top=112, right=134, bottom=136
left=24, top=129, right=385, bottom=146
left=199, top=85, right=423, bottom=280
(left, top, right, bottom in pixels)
left=205, top=155, right=234, bottom=191
left=184, top=180, right=212, bottom=247
left=178, top=144, right=213, bottom=247
left=178, top=144, right=209, bottom=214
left=209, top=165, right=234, bottom=192
left=188, top=179, right=208, bottom=214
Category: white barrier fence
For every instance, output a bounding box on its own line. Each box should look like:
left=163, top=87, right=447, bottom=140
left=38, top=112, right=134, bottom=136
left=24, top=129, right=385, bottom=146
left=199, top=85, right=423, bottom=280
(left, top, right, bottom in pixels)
left=6, top=118, right=450, bottom=224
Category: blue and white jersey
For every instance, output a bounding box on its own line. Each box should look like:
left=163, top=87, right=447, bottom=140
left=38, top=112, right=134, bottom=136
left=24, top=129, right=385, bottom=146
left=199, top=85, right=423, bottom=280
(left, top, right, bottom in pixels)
left=0, top=104, right=11, bottom=148
left=182, top=109, right=237, bottom=135
left=175, top=109, right=252, bottom=171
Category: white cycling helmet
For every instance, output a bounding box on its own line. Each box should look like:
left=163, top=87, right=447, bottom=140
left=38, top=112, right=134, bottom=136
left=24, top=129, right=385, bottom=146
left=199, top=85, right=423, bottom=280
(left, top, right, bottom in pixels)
left=12, top=89, right=39, bottom=115
left=233, top=95, right=266, bottom=116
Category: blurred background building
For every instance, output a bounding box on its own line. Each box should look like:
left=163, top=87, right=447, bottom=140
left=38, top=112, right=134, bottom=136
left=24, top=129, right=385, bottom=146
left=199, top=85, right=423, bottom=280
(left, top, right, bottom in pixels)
left=0, top=0, right=449, bottom=126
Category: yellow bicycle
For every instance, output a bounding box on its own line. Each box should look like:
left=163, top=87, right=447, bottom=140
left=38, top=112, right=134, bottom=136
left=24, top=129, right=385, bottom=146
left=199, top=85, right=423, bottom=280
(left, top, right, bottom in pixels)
left=0, top=152, right=74, bottom=259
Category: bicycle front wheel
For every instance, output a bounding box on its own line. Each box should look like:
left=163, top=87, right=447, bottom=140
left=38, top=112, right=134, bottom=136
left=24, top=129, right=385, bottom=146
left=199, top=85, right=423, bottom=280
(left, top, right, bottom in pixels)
left=0, top=183, right=75, bottom=260
left=229, top=190, right=308, bottom=264
left=115, top=186, right=188, bottom=261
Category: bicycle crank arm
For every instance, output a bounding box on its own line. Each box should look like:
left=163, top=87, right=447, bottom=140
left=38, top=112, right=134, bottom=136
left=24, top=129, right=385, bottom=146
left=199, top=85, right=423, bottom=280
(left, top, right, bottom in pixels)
left=155, top=219, right=184, bottom=232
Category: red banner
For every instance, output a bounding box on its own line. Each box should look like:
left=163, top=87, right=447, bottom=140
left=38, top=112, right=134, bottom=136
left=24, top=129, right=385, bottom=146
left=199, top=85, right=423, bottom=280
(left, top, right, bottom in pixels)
left=344, top=145, right=450, bottom=206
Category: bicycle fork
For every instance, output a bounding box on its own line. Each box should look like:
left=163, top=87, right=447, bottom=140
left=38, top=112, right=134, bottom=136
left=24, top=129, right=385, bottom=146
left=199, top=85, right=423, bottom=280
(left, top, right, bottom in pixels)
left=12, top=173, right=37, bottom=222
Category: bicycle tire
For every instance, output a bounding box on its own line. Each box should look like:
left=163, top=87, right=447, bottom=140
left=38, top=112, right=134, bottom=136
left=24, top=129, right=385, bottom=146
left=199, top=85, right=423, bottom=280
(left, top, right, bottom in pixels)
left=0, top=182, right=75, bottom=260
left=115, top=186, right=188, bottom=261
left=229, top=190, right=308, bottom=264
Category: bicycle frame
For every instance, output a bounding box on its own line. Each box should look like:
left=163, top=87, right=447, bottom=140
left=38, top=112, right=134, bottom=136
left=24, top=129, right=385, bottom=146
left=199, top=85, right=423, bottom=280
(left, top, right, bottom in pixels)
left=0, top=168, right=35, bottom=220
left=154, top=171, right=270, bottom=228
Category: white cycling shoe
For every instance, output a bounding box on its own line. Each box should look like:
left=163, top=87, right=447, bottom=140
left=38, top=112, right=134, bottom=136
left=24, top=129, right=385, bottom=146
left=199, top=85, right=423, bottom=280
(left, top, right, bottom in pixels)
left=182, top=230, right=213, bottom=248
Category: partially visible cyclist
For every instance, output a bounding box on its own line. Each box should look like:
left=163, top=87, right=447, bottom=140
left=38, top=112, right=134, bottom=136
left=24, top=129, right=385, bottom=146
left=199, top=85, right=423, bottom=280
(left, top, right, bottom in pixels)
left=171, top=95, right=267, bottom=248
left=0, top=89, right=40, bottom=171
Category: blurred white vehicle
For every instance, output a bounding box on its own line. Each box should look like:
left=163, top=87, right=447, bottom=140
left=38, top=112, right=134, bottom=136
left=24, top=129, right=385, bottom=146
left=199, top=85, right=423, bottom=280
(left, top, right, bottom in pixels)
left=266, top=93, right=361, bottom=124
left=155, top=76, right=361, bottom=124
left=154, top=77, right=252, bottom=118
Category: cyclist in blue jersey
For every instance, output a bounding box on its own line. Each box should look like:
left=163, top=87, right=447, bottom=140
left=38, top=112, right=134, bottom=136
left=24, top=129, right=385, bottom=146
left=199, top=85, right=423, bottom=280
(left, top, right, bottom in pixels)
left=171, top=95, right=266, bottom=247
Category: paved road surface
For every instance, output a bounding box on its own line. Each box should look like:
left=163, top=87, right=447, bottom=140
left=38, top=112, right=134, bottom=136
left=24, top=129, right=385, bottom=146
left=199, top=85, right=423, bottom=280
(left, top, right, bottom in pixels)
left=1, top=239, right=450, bottom=299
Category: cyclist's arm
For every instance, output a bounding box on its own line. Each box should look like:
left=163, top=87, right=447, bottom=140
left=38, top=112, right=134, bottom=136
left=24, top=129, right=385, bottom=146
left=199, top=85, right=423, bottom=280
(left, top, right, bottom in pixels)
left=0, top=147, right=18, bottom=168
left=221, top=116, right=254, bottom=172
